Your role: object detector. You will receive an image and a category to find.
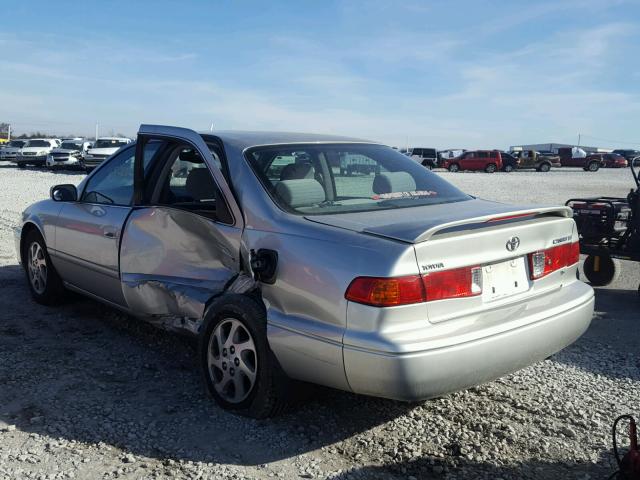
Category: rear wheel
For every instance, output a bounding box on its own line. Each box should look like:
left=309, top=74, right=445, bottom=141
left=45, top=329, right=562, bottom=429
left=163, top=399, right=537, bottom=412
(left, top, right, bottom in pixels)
left=448, top=163, right=460, bottom=172
left=484, top=163, right=497, bottom=173
left=587, top=161, right=600, bottom=172
left=200, top=295, right=291, bottom=418
left=538, top=162, right=551, bottom=172
left=583, top=254, right=620, bottom=286
left=23, top=229, right=66, bottom=305
left=503, top=164, right=514, bottom=173
left=421, top=160, right=433, bottom=170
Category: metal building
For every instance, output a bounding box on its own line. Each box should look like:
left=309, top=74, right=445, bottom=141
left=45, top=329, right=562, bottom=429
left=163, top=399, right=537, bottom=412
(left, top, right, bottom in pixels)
left=509, top=143, right=611, bottom=154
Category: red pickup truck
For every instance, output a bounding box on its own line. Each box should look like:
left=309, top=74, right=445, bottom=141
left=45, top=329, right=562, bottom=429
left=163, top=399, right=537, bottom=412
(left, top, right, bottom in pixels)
left=442, top=150, right=503, bottom=173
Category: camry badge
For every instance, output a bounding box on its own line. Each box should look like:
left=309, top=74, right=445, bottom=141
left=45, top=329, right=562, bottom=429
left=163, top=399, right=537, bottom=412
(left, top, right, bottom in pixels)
left=506, top=236, right=521, bottom=252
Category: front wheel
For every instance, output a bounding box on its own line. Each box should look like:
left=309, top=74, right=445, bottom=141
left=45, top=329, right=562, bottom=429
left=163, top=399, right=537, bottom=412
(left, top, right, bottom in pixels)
left=448, top=163, right=460, bottom=172
left=422, top=161, right=433, bottom=170
left=200, top=295, right=292, bottom=418
left=538, top=163, right=551, bottom=172
left=484, top=163, right=497, bottom=173
left=503, top=164, right=514, bottom=173
left=587, top=161, right=600, bottom=172
left=583, top=254, right=620, bottom=286
left=23, top=229, right=66, bottom=305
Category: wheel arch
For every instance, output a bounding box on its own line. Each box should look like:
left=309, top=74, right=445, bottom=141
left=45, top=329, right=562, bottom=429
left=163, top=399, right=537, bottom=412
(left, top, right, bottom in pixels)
left=20, top=221, right=46, bottom=267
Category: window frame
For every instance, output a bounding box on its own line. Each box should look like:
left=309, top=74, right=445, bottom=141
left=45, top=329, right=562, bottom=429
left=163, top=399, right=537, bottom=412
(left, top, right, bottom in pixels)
left=140, top=136, right=235, bottom=226
left=79, top=145, right=137, bottom=207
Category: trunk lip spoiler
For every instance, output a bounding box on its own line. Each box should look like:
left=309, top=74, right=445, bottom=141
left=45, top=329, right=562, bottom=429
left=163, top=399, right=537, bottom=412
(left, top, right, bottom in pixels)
left=366, top=206, right=573, bottom=243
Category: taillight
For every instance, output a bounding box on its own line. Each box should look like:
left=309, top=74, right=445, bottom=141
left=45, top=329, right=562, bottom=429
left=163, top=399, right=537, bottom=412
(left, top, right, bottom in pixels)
left=345, top=275, right=425, bottom=307
left=422, top=265, right=482, bottom=302
left=346, top=265, right=482, bottom=307
left=528, top=241, right=580, bottom=280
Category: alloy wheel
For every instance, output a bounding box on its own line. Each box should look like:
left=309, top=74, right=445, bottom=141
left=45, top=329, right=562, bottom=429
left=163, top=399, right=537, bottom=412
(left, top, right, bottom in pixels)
left=208, top=318, right=258, bottom=403
left=28, top=241, right=47, bottom=294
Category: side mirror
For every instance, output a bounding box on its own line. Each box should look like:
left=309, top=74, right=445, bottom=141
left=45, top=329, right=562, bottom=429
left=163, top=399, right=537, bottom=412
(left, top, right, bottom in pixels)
left=50, top=184, right=78, bottom=202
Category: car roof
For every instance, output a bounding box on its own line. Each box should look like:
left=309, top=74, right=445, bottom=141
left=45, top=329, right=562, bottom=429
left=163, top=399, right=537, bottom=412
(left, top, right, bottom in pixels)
left=201, top=130, right=377, bottom=151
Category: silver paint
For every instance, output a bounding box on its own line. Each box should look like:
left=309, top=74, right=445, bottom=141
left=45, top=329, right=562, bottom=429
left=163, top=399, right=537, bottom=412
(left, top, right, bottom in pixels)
left=16, top=126, right=595, bottom=402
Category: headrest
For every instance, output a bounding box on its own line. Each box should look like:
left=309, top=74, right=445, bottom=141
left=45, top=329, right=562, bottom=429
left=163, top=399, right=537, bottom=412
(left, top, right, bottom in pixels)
left=274, top=179, right=325, bottom=208
left=186, top=168, right=215, bottom=201
left=180, top=149, right=203, bottom=163
left=280, top=161, right=315, bottom=180
left=373, top=172, right=417, bottom=194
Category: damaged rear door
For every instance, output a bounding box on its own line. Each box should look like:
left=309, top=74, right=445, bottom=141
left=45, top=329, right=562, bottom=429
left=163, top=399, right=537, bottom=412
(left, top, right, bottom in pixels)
left=119, top=125, right=244, bottom=331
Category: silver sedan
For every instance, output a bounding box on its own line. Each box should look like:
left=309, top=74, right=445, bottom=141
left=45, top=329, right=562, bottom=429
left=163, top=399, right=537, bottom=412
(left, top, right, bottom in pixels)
left=15, top=125, right=594, bottom=418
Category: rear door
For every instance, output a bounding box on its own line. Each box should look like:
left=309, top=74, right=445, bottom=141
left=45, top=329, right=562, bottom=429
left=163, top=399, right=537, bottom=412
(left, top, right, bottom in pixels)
left=459, top=152, right=474, bottom=169
left=119, top=125, right=244, bottom=321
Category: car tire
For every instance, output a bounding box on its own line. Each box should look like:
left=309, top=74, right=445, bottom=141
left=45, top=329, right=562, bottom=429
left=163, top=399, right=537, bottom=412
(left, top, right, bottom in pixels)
left=583, top=254, right=620, bottom=287
left=448, top=163, right=460, bottom=172
left=503, top=164, right=514, bottom=173
left=422, top=160, right=433, bottom=170
left=23, top=229, right=66, bottom=305
left=200, top=294, right=292, bottom=419
left=18, top=164, right=26, bottom=169
left=484, top=163, right=497, bottom=173
left=587, top=161, right=600, bottom=172
left=538, top=163, right=551, bottom=172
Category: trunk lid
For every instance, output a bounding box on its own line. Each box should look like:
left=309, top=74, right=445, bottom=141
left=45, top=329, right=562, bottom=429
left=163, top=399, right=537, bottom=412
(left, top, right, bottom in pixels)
left=308, top=198, right=577, bottom=324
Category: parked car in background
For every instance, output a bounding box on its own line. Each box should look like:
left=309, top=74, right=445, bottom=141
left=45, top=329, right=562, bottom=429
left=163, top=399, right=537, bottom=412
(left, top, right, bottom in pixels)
left=340, top=152, right=381, bottom=175
left=438, top=149, right=466, bottom=164
left=404, top=147, right=439, bottom=169
left=612, top=149, right=640, bottom=166
left=82, top=137, right=131, bottom=170
left=15, top=124, right=593, bottom=418
left=500, top=151, right=519, bottom=172
left=561, top=153, right=602, bottom=171
left=15, top=139, right=59, bottom=167
left=442, top=150, right=504, bottom=173
left=588, top=153, right=627, bottom=168
left=0, top=139, right=27, bottom=161
left=46, top=139, right=91, bottom=170
left=510, top=150, right=560, bottom=172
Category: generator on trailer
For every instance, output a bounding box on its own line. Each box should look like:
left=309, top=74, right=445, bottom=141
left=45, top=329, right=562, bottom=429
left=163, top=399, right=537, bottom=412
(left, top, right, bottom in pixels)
left=566, top=163, right=640, bottom=290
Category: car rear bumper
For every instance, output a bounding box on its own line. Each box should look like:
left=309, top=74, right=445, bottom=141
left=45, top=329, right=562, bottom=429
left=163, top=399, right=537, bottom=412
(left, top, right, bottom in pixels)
left=343, top=281, right=594, bottom=401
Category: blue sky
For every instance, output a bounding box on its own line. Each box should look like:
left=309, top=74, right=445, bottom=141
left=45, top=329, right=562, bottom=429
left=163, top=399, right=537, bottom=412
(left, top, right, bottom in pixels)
left=2, top=0, right=640, bottom=149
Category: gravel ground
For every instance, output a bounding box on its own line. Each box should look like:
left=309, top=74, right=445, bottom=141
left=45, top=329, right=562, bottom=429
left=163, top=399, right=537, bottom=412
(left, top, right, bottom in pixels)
left=1, top=163, right=639, bottom=480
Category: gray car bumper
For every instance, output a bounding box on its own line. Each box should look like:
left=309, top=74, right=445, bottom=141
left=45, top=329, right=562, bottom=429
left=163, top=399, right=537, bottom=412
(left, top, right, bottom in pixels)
left=343, top=281, right=594, bottom=401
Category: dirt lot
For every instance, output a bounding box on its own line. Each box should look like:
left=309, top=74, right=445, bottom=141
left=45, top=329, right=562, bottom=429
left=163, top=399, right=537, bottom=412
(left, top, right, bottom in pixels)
left=0, top=163, right=639, bottom=480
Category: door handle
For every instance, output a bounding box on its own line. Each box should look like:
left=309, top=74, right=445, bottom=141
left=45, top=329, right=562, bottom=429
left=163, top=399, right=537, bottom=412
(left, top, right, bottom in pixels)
left=103, top=230, right=116, bottom=238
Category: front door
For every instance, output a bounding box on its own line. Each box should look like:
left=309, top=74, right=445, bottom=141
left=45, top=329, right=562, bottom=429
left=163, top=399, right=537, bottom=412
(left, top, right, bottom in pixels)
left=53, top=141, right=164, bottom=306
left=119, top=126, right=244, bottom=322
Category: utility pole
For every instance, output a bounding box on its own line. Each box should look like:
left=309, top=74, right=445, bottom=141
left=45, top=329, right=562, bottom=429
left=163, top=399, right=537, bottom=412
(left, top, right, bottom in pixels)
left=7, top=124, right=10, bottom=141
left=577, top=133, right=581, bottom=147
left=210, top=122, right=214, bottom=132
left=95, top=122, right=99, bottom=141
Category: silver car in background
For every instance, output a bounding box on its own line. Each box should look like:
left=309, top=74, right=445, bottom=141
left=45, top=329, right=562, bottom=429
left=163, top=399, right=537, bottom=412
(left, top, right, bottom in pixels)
left=82, top=136, right=131, bottom=170
left=0, top=139, right=27, bottom=161
left=15, top=125, right=594, bottom=418
left=46, top=139, right=91, bottom=169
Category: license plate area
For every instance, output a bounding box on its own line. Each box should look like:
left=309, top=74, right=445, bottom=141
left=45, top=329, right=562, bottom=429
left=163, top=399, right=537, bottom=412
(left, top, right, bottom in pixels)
left=482, top=257, right=529, bottom=301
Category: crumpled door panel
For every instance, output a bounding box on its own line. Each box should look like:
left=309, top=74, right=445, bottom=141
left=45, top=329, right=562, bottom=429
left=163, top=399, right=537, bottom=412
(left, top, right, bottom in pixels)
left=120, top=207, right=242, bottom=322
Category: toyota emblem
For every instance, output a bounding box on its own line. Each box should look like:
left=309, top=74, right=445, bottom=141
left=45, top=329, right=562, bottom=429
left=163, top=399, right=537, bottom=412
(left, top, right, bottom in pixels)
left=506, top=236, right=521, bottom=252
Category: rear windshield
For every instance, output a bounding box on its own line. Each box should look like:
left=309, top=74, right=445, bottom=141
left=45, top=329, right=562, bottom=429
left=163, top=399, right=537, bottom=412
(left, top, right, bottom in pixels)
left=60, top=142, right=81, bottom=150
left=8, top=140, right=26, bottom=147
left=94, top=139, right=128, bottom=148
left=245, top=144, right=471, bottom=215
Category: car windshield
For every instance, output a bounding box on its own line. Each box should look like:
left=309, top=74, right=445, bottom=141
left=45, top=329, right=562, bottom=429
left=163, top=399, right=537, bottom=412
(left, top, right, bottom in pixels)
left=26, top=140, right=50, bottom=147
left=246, top=143, right=471, bottom=215
left=94, top=139, right=127, bottom=148
left=60, top=142, right=81, bottom=150
left=8, top=141, right=25, bottom=147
